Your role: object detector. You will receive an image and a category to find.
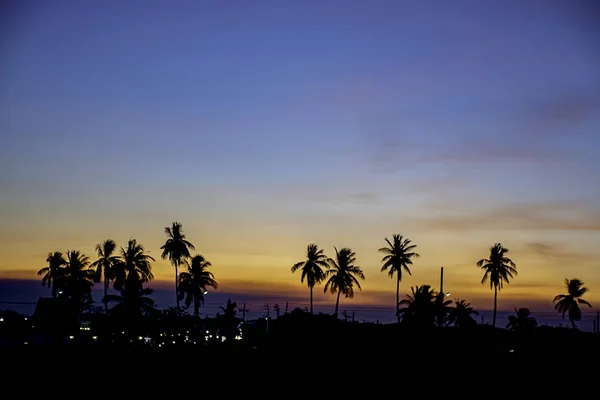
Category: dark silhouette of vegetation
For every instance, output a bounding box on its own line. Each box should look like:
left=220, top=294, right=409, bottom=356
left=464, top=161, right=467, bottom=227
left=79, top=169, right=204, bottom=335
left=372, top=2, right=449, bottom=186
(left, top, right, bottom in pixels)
left=178, top=254, right=218, bottom=317
left=161, top=222, right=195, bottom=309
left=323, top=247, right=365, bottom=317
left=12, top=223, right=598, bottom=360
left=379, top=234, right=420, bottom=323
left=115, top=239, right=154, bottom=291
left=554, top=278, right=592, bottom=329
left=447, top=299, right=479, bottom=329
left=91, top=239, right=120, bottom=314
left=477, top=243, right=517, bottom=327
left=37, top=251, right=67, bottom=299
left=291, top=244, right=328, bottom=313
left=506, top=308, right=537, bottom=332
left=62, top=250, right=95, bottom=311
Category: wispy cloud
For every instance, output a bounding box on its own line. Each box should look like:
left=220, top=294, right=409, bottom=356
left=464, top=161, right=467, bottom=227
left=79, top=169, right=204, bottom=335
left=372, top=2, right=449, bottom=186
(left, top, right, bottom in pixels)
left=408, top=201, right=600, bottom=232
left=524, top=91, right=600, bottom=138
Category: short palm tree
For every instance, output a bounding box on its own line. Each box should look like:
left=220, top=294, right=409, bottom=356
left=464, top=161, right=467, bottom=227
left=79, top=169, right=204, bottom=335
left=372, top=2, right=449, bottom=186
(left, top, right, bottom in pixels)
left=63, top=250, right=95, bottom=309
left=447, top=299, right=479, bottom=329
left=178, top=254, right=218, bottom=317
left=104, top=273, right=155, bottom=321
left=91, top=239, right=121, bottom=314
left=477, top=243, right=517, bottom=327
left=506, top=307, right=537, bottom=331
left=161, top=222, right=195, bottom=309
left=553, top=278, right=592, bottom=329
left=379, top=234, right=420, bottom=323
left=323, top=247, right=365, bottom=318
left=114, top=239, right=154, bottom=291
left=398, top=285, right=437, bottom=328
left=291, top=244, right=328, bottom=313
left=37, top=251, right=67, bottom=298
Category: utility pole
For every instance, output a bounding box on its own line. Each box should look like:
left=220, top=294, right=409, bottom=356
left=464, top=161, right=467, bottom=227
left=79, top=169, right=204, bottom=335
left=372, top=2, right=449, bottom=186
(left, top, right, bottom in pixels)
left=440, top=266, right=444, bottom=294
left=239, top=303, right=249, bottom=322
left=274, top=304, right=280, bottom=319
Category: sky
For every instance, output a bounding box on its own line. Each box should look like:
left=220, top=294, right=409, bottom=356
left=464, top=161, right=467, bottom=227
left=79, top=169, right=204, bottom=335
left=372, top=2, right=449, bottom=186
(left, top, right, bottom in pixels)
left=1, top=0, right=599, bottom=320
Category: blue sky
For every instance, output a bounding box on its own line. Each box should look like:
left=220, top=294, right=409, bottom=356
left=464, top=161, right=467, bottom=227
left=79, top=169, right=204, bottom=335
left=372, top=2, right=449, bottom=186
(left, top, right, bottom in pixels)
left=1, top=0, right=599, bottom=313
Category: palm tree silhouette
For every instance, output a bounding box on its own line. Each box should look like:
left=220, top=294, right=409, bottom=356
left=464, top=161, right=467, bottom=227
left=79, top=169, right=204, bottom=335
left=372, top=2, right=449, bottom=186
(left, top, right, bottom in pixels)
left=115, top=239, right=155, bottom=291
left=37, top=251, right=67, bottom=298
left=291, top=244, right=328, bottom=313
left=323, top=247, right=365, bottom=318
left=178, top=254, right=218, bottom=317
left=476, top=243, right=517, bottom=327
left=161, top=222, right=195, bottom=309
left=447, top=299, right=479, bottom=329
left=379, top=234, right=420, bottom=323
left=398, top=285, right=437, bottom=328
left=91, top=239, right=121, bottom=314
left=506, top=307, right=537, bottom=331
left=553, top=278, right=592, bottom=329
left=63, top=250, right=95, bottom=310
left=103, top=272, right=155, bottom=322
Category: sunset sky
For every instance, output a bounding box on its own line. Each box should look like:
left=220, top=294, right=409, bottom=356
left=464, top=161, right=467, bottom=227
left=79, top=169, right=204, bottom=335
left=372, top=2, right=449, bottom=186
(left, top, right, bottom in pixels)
left=1, top=0, right=599, bottom=317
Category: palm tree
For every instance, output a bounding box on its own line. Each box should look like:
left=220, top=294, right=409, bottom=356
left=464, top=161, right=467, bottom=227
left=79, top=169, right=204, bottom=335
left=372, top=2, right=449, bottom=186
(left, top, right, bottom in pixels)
left=91, top=239, right=121, bottom=314
left=447, top=299, right=479, bottom=329
left=398, top=285, right=437, bottom=328
left=553, top=278, right=592, bottom=329
left=379, top=234, right=420, bottom=323
left=506, top=307, right=537, bottom=332
left=178, top=254, right=218, bottom=317
left=217, top=299, right=239, bottom=341
left=37, top=251, right=67, bottom=298
left=291, top=244, right=328, bottom=313
left=477, top=243, right=517, bottom=328
left=114, top=239, right=154, bottom=291
left=104, top=272, right=155, bottom=322
left=161, top=222, right=195, bottom=309
left=323, top=247, right=365, bottom=318
left=63, top=250, right=95, bottom=310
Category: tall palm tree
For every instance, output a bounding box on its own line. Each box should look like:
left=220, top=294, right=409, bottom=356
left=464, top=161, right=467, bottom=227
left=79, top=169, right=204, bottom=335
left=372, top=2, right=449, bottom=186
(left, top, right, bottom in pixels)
left=114, top=239, right=154, bottom=291
left=379, top=234, right=420, bottom=323
left=178, top=254, right=218, bottom=317
left=63, top=250, right=95, bottom=309
left=323, top=247, right=365, bottom=318
left=477, top=243, right=517, bottom=328
left=37, top=251, right=67, bottom=298
left=447, top=299, right=479, bottom=329
left=553, top=278, right=592, bottom=329
left=161, top=222, right=195, bottom=309
left=91, top=239, right=121, bottom=314
left=291, top=244, right=328, bottom=313
left=506, top=307, right=537, bottom=332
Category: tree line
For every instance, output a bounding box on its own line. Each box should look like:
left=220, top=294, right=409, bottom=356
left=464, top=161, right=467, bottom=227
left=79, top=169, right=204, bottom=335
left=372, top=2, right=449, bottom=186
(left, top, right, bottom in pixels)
left=291, top=235, right=593, bottom=329
left=36, top=223, right=592, bottom=329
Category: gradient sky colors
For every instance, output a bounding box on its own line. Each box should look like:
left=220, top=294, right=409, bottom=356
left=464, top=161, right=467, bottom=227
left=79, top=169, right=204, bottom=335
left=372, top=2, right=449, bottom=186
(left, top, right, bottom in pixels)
left=1, top=0, right=599, bottom=315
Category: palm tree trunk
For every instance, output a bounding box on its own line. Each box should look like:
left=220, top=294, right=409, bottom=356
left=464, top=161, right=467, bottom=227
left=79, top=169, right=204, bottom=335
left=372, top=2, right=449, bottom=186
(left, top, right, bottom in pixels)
left=396, top=274, right=400, bottom=324
left=570, top=317, right=575, bottom=329
left=334, top=289, right=341, bottom=318
left=195, top=300, right=199, bottom=318
left=310, top=285, right=313, bottom=314
left=492, top=285, right=498, bottom=327
left=104, top=276, right=109, bottom=314
left=175, top=262, right=179, bottom=309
